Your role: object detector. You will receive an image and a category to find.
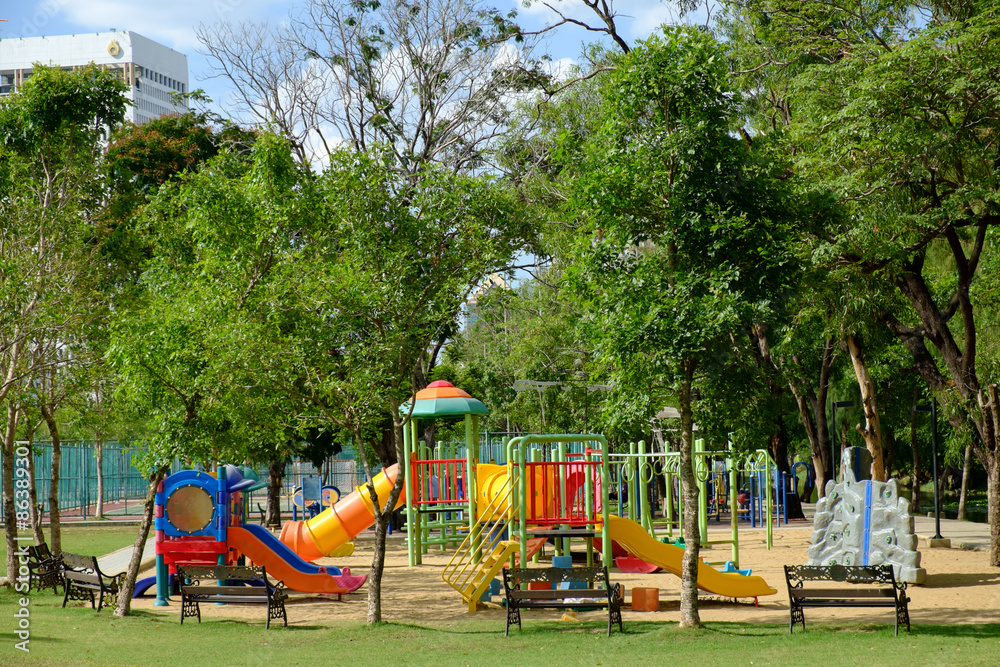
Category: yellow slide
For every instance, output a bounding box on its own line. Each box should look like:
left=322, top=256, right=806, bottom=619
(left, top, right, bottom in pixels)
left=605, top=515, right=777, bottom=599
left=280, top=464, right=406, bottom=562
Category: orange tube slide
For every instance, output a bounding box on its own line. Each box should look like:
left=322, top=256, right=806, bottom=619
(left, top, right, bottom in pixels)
left=280, top=463, right=404, bottom=562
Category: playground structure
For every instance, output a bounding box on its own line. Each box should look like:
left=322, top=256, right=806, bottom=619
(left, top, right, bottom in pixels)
left=398, top=382, right=779, bottom=610
left=148, top=381, right=780, bottom=613
left=150, top=465, right=367, bottom=605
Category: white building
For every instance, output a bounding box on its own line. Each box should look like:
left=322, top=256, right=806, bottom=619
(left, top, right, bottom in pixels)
left=0, top=31, right=188, bottom=124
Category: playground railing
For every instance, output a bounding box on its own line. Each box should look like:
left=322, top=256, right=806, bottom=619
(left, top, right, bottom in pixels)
left=409, top=456, right=468, bottom=508
left=524, top=459, right=602, bottom=527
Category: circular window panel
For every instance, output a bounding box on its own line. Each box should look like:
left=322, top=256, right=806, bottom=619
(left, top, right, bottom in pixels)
left=166, top=485, right=215, bottom=533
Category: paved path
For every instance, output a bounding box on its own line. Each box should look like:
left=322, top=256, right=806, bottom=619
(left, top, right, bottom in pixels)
left=96, top=539, right=156, bottom=576
left=913, top=514, right=993, bottom=550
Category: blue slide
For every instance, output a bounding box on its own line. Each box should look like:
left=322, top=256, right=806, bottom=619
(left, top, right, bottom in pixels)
left=239, top=523, right=343, bottom=576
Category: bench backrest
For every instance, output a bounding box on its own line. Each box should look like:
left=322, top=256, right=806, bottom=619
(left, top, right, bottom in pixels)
left=30, top=542, right=54, bottom=561
left=504, top=565, right=609, bottom=591
left=785, top=564, right=896, bottom=586
left=62, top=553, right=99, bottom=573
left=177, top=565, right=267, bottom=583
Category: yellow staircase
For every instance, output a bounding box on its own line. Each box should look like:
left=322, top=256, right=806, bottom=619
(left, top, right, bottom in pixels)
left=442, top=475, right=518, bottom=611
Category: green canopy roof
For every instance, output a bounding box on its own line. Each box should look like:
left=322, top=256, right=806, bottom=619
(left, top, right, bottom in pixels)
left=403, top=396, right=489, bottom=418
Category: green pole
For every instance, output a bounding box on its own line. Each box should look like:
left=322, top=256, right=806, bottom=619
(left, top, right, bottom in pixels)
left=696, top=439, right=708, bottom=546
left=639, top=440, right=652, bottom=534
left=466, top=414, right=480, bottom=563
left=412, top=419, right=423, bottom=564
left=404, top=416, right=415, bottom=567
left=665, top=459, right=675, bottom=539
left=598, top=437, right=611, bottom=568
left=627, top=442, right=637, bottom=523
left=518, top=447, right=528, bottom=568
left=558, top=440, right=569, bottom=555
left=585, top=444, right=594, bottom=567
left=765, top=458, right=773, bottom=548
left=729, top=449, right=740, bottom=568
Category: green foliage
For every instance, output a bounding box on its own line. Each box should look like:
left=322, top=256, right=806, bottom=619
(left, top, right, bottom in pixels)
left=563, top=28, right=796, bottom=429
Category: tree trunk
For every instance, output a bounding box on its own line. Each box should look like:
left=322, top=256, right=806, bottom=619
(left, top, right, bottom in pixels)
left=787, top=339, right=835, bottom=498
left=114, top=467, right=167, bottom=617
left=846, top=335, right=886, bottom=481
left=40, top=406, right=62, bottom=554
left=95, top=438, right=105, bottom=519
left=957, top=444, right=973, bottom=521
left=21, top=409, right=46, bottom=545
left=677, top=363, right=701, bottom=628
left=988, top=457, right=1000, bottom=567
left=3, top=403, right=21, bottom=584
left=266, top=459, right=284, bottom=526
left=368, top=507, right=387, bottom=623
left=358, top=417, right=408, bottom=625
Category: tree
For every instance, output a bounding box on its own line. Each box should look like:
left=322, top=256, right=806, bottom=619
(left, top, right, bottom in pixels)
left=719, top=1, right=1000, bottom=564
left=198, top=0, right=532, bottom=171
left=1, top=64, right=126, bottom=582
left=563, top=28, right=795, bottom=627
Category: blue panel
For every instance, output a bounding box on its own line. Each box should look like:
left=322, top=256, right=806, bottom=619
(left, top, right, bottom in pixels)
left=862, top=481, right=873, bottom=566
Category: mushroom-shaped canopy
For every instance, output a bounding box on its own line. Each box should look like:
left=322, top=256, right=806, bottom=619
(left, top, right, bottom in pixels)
left=402, top=380, right=489, bottom=418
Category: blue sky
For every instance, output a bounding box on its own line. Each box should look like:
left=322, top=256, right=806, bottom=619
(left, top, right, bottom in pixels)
left=1, top=1, right=693, bottom=118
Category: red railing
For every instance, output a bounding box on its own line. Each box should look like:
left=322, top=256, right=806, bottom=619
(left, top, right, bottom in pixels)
left=409, top=454, right=468, bottom=506
left=524, top=459, right=601, bottom=526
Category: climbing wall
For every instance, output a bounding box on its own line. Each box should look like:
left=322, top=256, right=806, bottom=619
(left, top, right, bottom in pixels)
left=806, top=470, right=926, bottom=584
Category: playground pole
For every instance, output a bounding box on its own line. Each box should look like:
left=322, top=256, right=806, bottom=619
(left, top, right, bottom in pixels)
left=696, top=439, right=708, bottom=546
left=558, top=441, right=570, bottom=555
left=154, top=477, right=169, bottom=606
left=468, top=414, right=481, bottom=563
left=585, top=444, right=595, bottom=567
left=518, top=446, right=528, bottom=568
left=729, top=453, right=739, bottom=568
left=404, top=419, right=415, bottom=567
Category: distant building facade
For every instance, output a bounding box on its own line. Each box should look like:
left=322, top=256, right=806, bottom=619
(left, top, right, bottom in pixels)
left=0, top=31, right=188, bottom=124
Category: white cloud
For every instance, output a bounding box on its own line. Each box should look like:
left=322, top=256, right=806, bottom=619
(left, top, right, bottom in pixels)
left=59, top=0, right=290, bottom=51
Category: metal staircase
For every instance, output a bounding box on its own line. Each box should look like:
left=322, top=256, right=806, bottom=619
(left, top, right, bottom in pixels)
left=441, top=475, right=518, bottom=611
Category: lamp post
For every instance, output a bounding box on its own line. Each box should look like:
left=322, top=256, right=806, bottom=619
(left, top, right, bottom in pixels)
left=914, top=403, right=943, bottom=540
left=829, top=400, right=854, bottom=482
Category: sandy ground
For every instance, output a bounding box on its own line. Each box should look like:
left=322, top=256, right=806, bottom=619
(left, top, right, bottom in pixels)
left=128, top=523, right=1000, bottom=629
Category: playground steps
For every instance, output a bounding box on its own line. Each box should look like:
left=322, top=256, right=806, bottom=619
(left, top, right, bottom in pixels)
left=457, top=541, right=519, bottom=611
left=441, top=473, right=517, bottom=611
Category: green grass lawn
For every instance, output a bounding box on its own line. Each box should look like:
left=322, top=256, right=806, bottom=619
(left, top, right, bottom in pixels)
left=2, top=525, right=139, bottom=565
left=1, top=585, right=997, bottom=666
left=3, top=526, right=997, bottom=665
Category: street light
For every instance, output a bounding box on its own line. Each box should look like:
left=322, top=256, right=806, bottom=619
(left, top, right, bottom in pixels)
left=829, top=400, right=854, bottom=482
left=914, top=402, right=943, bottom=540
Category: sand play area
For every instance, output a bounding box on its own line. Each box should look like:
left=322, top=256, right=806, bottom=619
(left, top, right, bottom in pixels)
left=129, top=523, right=1000, bottom=629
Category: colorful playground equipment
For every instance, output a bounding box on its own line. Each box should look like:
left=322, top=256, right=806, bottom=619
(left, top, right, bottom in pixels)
left=151, top=465, right=365, bottom=605
left=150, top=380, right=778, bottom=613
left=398, top=382, right=777, bottom=610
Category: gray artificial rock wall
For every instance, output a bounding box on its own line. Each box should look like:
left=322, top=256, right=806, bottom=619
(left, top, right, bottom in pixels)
left=806, top=470, right=926, bottom=584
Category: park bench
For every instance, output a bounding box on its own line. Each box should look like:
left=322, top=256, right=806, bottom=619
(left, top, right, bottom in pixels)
left=784, top=564, right=911, bottom=635
left=26, top=542, right=63, bottom=594
left=177, top=565, right=287, bottom=628
left=61, top=553, right=124, bottom=611
left=502, top=565, right=624, bottom=636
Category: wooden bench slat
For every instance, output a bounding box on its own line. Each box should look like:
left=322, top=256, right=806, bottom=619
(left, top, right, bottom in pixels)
left=790, top=589, right=895, bottom=599
left=509, top=590, right=606, bottom=600
left=182, top=586, right=270, bottom=596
